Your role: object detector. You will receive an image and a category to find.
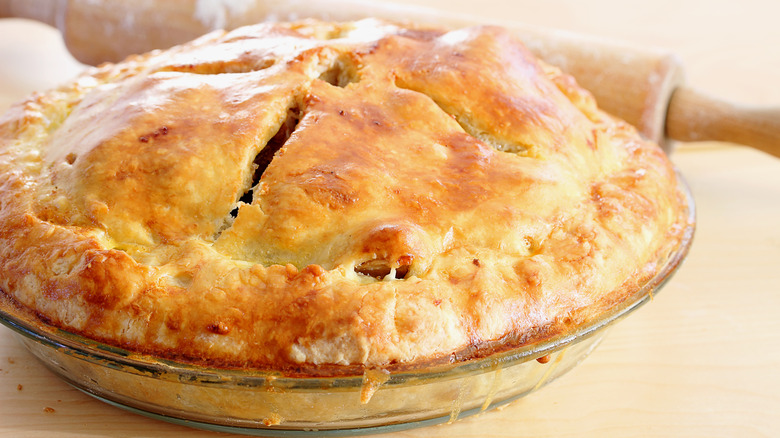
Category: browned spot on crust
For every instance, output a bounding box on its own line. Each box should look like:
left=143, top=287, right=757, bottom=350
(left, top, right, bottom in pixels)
left=302, top=264, right=326, bottom=277
left=207, top=321, right=232, bottom=335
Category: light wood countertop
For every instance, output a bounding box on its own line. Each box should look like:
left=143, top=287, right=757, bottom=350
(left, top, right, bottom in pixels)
left=1, top=1, right=779, bottom=436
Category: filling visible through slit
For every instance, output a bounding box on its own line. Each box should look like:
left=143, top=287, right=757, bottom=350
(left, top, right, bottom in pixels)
left=355, top=260, right=410, bottom=280
left=394, top=81, right=536, bottom=157
left=317, top=57, right=359, bottom=88
left=230, top=106, right=301, bottom=217
left=433, top=99, right=535, bottom=156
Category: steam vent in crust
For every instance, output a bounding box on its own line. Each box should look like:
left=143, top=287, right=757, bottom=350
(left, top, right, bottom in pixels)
left=0, top=19, right=690, bottom=375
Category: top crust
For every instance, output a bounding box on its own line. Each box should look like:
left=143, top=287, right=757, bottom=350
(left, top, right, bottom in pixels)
left=0, top=19, right=688, bottom=373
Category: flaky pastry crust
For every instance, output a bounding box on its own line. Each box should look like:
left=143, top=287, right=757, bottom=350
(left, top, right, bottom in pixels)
left=0, top=19, right=689, bottom=374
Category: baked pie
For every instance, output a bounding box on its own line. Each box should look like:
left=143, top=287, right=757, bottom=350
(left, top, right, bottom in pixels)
left=0, top=19, right=689, bottom=376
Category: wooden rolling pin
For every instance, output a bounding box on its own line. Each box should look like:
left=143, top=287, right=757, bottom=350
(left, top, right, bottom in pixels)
left=1, top=0, right=778, bottom=157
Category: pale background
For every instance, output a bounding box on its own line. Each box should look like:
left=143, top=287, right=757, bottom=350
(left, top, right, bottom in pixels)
left=1, top=1, right=779, bottom=437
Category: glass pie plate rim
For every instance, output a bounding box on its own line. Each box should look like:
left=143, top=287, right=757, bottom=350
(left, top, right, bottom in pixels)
left=0, top=172, right=696, bottom=436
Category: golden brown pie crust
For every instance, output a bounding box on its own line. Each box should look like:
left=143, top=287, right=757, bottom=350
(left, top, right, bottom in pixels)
left=0, top=19, right=689, bottom=375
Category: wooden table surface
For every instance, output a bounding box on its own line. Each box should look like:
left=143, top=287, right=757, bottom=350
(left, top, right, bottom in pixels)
left=1, top=1, right=779, bottom=437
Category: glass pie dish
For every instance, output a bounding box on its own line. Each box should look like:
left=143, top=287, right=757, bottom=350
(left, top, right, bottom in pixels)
left=0, top=174, right=695, bottom=436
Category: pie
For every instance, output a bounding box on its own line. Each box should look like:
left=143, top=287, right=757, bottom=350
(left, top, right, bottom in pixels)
left=0, top=19, right=690, bottom=376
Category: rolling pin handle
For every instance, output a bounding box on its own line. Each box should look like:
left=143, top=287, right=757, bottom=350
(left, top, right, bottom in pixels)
left=666, top=87, right=780, bottom=159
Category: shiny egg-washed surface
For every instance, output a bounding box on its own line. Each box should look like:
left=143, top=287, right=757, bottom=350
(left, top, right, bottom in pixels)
left=0, top=19, right=689, bottom=374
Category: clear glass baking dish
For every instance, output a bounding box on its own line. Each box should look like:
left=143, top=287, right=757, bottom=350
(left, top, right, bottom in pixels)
left=0, top=174, right=695, bottom=436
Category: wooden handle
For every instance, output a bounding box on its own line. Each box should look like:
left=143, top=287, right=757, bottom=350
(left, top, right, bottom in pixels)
left=667, top=88, right=780, bottom=158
